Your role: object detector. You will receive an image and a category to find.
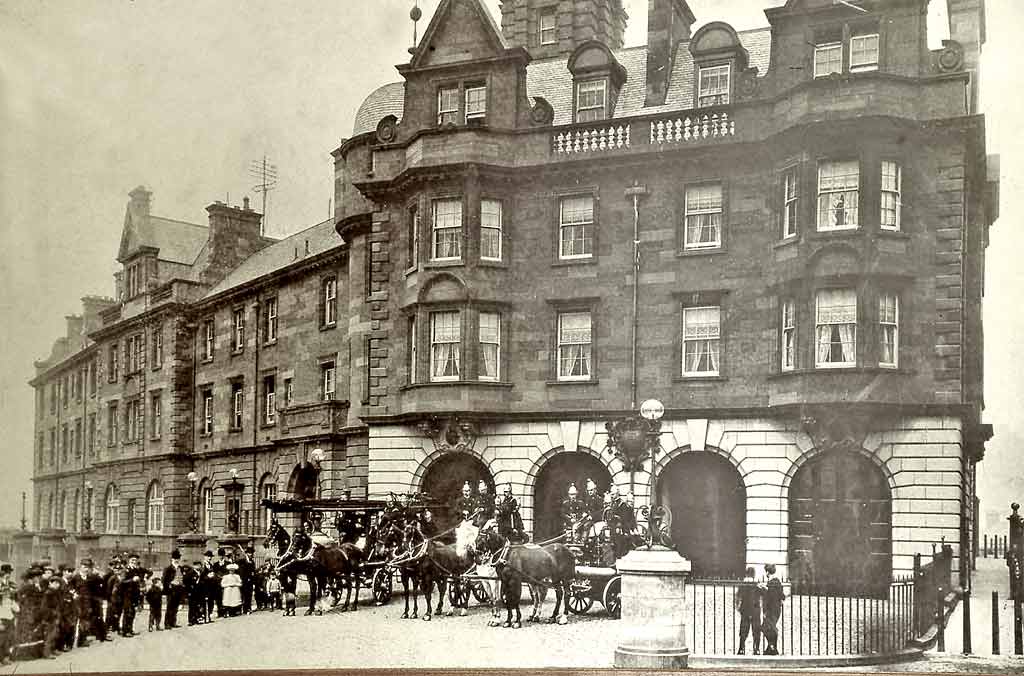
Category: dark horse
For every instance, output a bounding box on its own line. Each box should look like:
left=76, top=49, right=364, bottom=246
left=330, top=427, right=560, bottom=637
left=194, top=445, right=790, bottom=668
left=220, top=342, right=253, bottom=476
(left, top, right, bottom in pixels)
left=390, top=520, right=478, bottom=621
left=267, top=520, right=373, bottom=615
left=476, top=523, right=576, bottom=626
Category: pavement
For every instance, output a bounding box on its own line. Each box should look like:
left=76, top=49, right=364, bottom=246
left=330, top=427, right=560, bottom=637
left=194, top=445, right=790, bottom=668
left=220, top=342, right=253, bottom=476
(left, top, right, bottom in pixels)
left=937, top=557, right=1021, bottom=657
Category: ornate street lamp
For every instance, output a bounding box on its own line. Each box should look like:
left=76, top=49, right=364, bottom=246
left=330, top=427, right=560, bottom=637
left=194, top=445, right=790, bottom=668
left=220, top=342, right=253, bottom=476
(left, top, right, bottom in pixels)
left=604, top=399, right=672, bottom=549
left=186, top=471, right=199, bottom=533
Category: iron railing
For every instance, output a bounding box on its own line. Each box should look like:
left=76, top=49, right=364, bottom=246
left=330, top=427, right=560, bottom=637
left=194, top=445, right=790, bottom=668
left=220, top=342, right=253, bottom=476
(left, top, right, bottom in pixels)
left=687, top=577, right=917, bottom=656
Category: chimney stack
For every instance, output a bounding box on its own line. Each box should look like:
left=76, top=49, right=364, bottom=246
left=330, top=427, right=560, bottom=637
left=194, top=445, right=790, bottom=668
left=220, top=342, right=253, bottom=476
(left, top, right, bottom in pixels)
left=645, top=0, right=695, bottom=106
left=500, top=0, right=628, bottom=60
left=199, top=201, right=266, bottom=287
left=128, top=185, right=152, bottom=220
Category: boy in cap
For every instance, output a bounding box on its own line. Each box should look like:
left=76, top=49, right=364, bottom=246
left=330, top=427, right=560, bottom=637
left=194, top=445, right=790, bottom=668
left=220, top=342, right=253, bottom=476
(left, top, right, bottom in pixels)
left=57, top=565, right=77, bottom=652
left=104, top=557, right=123, bottom=635
left=39, top=574, right=63, bottom=658
left=144, top=574, right=162, bottom=631
left=761, top=563, right=785, bottom=656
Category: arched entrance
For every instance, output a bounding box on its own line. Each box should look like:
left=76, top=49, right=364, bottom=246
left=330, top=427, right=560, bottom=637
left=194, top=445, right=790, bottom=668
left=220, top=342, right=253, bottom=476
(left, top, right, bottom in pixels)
left=287, top=464, right=319, bottom=501
left=789, top=450, right=892, bottom=597
left=532, top=451, right=612, bottom=543
left=657, top=451, right=746, bottom=578
left=420, top=453, right=493, bottom=533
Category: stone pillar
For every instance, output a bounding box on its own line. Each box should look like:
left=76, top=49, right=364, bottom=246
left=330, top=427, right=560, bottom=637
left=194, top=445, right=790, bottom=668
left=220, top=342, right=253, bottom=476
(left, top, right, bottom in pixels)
left=614, top=546, right=691, bottom=668
left=176, top=532, right=208, bottom=565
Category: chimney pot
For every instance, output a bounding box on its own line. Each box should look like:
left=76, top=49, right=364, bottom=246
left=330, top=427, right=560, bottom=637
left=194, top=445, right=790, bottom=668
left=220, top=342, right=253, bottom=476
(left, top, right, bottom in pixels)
left=243, top=196, right=251, bottom=210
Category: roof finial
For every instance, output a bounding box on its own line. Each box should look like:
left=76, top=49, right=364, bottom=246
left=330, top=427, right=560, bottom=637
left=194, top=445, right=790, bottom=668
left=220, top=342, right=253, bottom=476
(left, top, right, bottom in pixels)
left=409, top=1, right=422, bottom=55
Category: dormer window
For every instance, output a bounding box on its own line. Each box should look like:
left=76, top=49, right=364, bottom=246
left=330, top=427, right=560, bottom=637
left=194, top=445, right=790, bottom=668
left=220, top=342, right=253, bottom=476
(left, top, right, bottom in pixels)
left=814, top=42, right=843, bottom=77
left=813, top=22, right=881, bottom=77
left=465, top=83, right=487, bottom=122
left=697, top=64, right=730, bottom=108
left=576, top=80, right=607, bottom=123
left=126, top=262, right=142, bottom=299
left=438, top=87, right=459, bottom=125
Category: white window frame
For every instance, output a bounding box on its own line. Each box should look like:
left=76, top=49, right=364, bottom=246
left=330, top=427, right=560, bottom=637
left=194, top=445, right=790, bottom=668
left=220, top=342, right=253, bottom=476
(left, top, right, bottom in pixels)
left=879, top=293, right=899, bottom=368
left=880, top=160, right=902, bottom=231
left=437, top=86, right=459, bottom=125
left=559, top=195, right=594, bottom=260
left=684, top=184, right=723, bottom=250
left=682, top=306, right=721, bottom=377
left=814, top=42, right=843, bottom=77
left=849, top=33, right=879, bottom=72
left=408, top=205, right=420, bottom=269
left=557, top=311, right=592, bottom=381
left=465, top=84, right=487, bottom=122
left=782, top=167, right=799, bottom=239
left=146, top=482, right=164, bottom=535
left=232, top=383, right=244, bottom=429
left=782, top=299, right=797, bottom=372
left=202, top=485, right=214, bottom=535
left=322, top=362, right=336, bottom=401
left=150, top=393, right=162, bottom=439
left=480, top=198, right=503, bottom=261
left=203, top=320, right=215, bottom=360
left=105, top=485, right=120, bottom=534
left=202, top=391, right=213, bottom=434
left=264, top=297, right=278, bottom=342
left=817, top=160, right=860, bottom=231
left=233, top=308, right=245, bottom=351
left=323, top=277, right=338, bottom=326
left=430, top=311, right=461, bottom=382
left=815, top=288, right=858, bottom=368
left=575, top=79, right=607, bottom=123
left=431, top=198, right=463, bottom=261
left=264, top=376, right=276, bottom=424
left=697, top=64, right=731, bottom=107
left=408, top=317, right=417, bottom=385
left=478, top=311, right=501, bottom=382
left=539, top=7, right=557, bottom=45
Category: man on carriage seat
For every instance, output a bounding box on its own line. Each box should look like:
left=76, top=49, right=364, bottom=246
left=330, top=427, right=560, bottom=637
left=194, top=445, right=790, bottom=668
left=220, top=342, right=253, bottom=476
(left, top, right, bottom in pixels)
left=307, top=513, right=333, bottom=548
left=417, top=509, right=438, bottom=540
left=496, top=484, right=526, bottom=544
left=475, top=481, right=494, bottom=527
left=560, top=483, right=588, bottom=543
left=452, top=482, right=478, bottom=525
left=583, top=478, right=603, bottom=523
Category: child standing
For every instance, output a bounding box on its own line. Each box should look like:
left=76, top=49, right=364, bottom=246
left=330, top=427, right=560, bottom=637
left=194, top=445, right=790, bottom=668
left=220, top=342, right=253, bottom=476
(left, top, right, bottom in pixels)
left=266, top=567, right=282, bottom=611
left=145, top=576, right=163, bottom=631
left=220, top=564, right=243, bottom=617
left=0, top=564, right=17, bottom=664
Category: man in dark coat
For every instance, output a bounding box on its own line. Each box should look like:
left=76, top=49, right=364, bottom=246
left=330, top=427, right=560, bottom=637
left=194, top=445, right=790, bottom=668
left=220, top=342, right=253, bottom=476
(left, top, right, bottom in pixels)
left=761, top=563, right=785, bottom=656
left=495, top=484, right=525, bottom=543
left=39, top=576, right=63, bottom=659
left=452, top=482, right=478, bottom=524
left=475, top=481, right=495, bottom=527
left=57, top=565, right=78, bottom=652
left=583, top=478, right=603, bottom=522
left=120, top=553, right=145, bottom=637
left=76, top=558, right=108, bottom=644
left=103, top=557, right=123, bottom=635
left=237, top=546, right=256, bottom=614
left=212, top=548, right=228, bottom=618
left=161, top=550, right=186, bottom=629
left=735, top=566, right=762, bottom=655
left=200, top=550, right=217, bottom=622
left=15, top=566, right=43, bottom=647
left=184, top=561, right=203, bottom=625
left=560, top=483, right=587, bottom=543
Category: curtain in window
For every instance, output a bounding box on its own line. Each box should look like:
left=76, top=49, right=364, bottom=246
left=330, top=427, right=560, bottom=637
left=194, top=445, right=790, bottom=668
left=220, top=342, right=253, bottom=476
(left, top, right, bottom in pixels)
left=431, top=312, right=461, bottom=379
left=683, top=306, right=720, bottom=373
left=816, top=289, right=857, bottom=364
left=558, top=312, right=592, bottom=378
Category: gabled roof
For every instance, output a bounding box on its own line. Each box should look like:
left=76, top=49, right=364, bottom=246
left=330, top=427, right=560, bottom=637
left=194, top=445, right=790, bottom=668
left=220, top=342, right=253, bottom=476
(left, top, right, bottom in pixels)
left=351, top=27, right=772, bottom=135
left=407, top=0, right=509, bottom=70
left=118, top=208, right=207, bottom=265
left=202, top=218, right=342, bottom=300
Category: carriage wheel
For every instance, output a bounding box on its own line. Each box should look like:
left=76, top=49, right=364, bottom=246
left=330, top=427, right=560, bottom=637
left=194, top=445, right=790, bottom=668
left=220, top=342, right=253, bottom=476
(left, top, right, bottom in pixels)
left=602, top=576, right=621, bottom=619
left=372, top=567, right=392, bottom=604
left=470, top=580, right=490, bottom=604
left=565, top=579, right=594, bottom=615
left=448, top=579, right=471, bottom=607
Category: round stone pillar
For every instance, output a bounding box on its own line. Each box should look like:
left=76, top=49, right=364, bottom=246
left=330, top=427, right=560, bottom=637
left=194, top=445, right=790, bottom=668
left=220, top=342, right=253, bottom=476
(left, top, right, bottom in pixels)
left=613, top=546, right=691, bottom=669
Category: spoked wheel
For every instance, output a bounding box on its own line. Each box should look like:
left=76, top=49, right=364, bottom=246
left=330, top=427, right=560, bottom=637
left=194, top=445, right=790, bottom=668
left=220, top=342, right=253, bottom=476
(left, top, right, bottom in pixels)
left=470, top=580, right=490, bottom=604
left=448, top=579, right=471, bottom=608
left=602, top=575, right=621, bottom=619
left=566, top=579, right=594, bottom=615
left=372, top=567, right=392, bottom=605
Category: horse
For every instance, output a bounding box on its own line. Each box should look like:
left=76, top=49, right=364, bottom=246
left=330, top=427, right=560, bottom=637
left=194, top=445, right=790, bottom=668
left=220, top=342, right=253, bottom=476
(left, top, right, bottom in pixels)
left=381, top=520, right=424, bottom=619
left=394, top=519, right=478, bottom=621
left=475, top=522, right=575, bottom=626
left=272, top=520, right=373, bottom=615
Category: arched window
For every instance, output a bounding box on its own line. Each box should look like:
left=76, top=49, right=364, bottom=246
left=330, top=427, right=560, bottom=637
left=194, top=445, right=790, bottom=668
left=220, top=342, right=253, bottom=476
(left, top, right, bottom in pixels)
left=105, top=484, right=120, bottom=533
left=200, top=481, right=213, bottom=535
left=147, top=481, right=164, bottom=534
left=258, top=473, right=277, bottom=533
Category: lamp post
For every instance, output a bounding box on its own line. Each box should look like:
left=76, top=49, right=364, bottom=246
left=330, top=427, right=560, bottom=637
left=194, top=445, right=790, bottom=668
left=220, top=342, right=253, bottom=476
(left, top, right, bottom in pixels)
left=187, top=471, right=199, bottom=533
left=20, top=492, right=27, bottom=531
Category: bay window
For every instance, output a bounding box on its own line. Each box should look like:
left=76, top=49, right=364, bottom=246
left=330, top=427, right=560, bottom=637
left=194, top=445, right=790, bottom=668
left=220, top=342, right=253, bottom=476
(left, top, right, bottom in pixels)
left=815, top=289, right=857, bottom=368
left=430, top=311, right=461, bottom=381
left=480, top=199, right=502, bottom=261
left=478, top=312, right=500, bottom=381
left=879, top=293, right=899, bottom=368
left=880, top=161, right=902, bottom=231
left=817, top=160, right=859, bottom=230
left=432, top=198, right=462, bottom=261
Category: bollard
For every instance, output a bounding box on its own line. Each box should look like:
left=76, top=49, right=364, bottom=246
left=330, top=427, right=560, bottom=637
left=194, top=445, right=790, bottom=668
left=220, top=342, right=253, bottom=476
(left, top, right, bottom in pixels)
left=937, top=587, right=946, bottom=652
left=1015, top=598, right=1023, bottom=655
left=993, top=591, right=1000, bottom=655
left=963, top=589, right=972, bottom=654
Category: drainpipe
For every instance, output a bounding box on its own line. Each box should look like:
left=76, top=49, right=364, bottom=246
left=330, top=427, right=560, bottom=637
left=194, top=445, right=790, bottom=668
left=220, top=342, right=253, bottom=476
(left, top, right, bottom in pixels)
left=625, top=182, right=649, bottom=412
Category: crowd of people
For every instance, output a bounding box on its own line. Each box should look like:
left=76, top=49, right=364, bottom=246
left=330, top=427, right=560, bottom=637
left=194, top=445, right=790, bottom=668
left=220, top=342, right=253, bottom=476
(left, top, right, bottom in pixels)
left=0, top=545, right=287, bottom=664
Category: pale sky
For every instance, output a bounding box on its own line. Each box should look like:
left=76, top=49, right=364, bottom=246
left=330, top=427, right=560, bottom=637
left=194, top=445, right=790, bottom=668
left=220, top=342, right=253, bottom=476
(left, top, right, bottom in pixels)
left=1, top=0, right=1021, bottom=531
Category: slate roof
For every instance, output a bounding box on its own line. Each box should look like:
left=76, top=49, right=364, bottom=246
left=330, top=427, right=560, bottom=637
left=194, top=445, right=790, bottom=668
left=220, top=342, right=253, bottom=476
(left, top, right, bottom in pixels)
left=203, top=218, right=342, bottom=299
left=145, top=216, right=208, bottom=264
left=351, top=28, right=772, bottom=134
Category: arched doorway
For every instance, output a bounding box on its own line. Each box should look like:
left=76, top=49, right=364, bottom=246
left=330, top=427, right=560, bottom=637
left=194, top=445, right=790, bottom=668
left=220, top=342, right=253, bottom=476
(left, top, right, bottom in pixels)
left=789, top=450, right=892, bottom=597
left=287, top=464, right=319, bottom=501
left=532, top=451, right=612, bottom=542
left=420, top=453, right=493, bottom=533
left=657, top=451, right=746, bottom=578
